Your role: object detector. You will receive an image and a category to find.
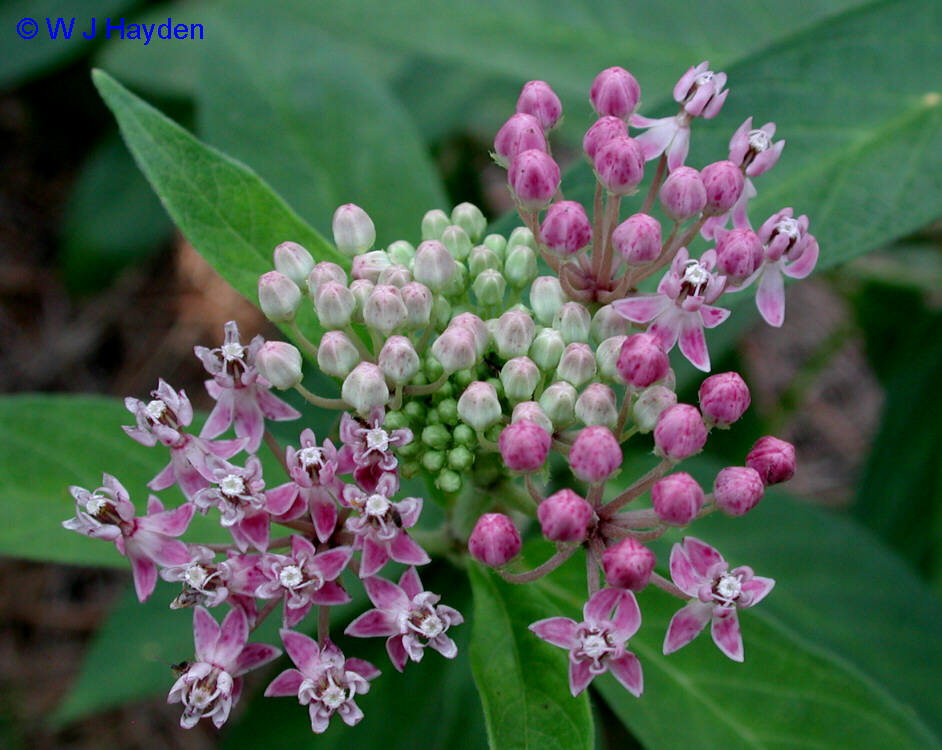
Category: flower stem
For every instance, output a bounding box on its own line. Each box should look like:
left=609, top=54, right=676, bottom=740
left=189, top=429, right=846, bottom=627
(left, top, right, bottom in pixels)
left=318, top=605, right=330, bottom=644
left=498, top=545, right=577, bottom=584
left=294, top=383, right=348, bottom=410
left=650, top=572, right=688, bottom=599
left=640, top=154, right=667, bottom=215
left=599, top=459, right=672, bottom=517
left=287, top=320, right=318, bottom=360
left=403, top=371, right=449, bottom=396
left=263, top=429, right=289, bottom=474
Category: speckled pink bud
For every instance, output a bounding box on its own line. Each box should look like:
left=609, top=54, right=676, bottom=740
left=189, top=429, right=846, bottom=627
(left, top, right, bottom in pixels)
left=590, top=67, right=641, bottom=119
left=538, top=489, right=594, bottom=542
left=582, top=116, right=628, bottom=162
left=431, top=325, right=477, bottom=373
left=493, top=113, right=548, bottom=169
left=699, top=372, right=750, bottom=427
left=714, top=228, right=763, bottom=281
left=569, top=426, right=621, bottom=483
left=714, top=466, right=764, bottom=516
left=700, top=160, right=745, bottom=217
left=540, top=201, right=592, bottom=256
left=616, top=333, right=669, bottom=388
left=746, top=436, right=796, bottom=485
left=659, top=166, right=706, bottom=222
left=469, top=513, right=521, bottom=567
left=654, top=404, right=707, bottom=461
left=612, top=213, right=662, bottom=264
left=602, top=538, right=655, bottom=591
left=516, top=80, right=563, bottom=132
left=593, top=136, right=645, bottom=196
left=512, top=401, right=554, bottom=435
left=499, top=420, right=552, bottom=473
left=651, top=472, right=704, bottom=525
left=508, top=149, right=560, bottom=211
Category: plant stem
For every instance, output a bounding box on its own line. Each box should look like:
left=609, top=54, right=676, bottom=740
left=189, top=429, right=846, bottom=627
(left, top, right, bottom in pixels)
left=499, top=545, right=577, bottom=583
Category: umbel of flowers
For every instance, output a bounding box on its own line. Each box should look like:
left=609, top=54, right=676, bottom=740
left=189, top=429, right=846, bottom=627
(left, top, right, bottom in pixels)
left=64, top=61, right=812, bottom=730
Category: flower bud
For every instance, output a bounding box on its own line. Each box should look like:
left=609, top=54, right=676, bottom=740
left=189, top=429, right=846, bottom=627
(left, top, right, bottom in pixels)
left=314, top=281, right=356, bottom=329
left=456, top=381, right=501, bottom=432
left=306, top=261, right=347, bottom=297
left=349, top=278, right=374, bottom=323
left=432, top=325, right=478, bottom=374
left=591, top=305, right=629, bottom=344
left=508, top=150, right=560, bottom=211
left=654, top=404, right=708, bottom=461
left=500, top=357, right=541, bottom=402
left=714, top=228, right=763, bottom=281
left=714, top=466, right=764, bottom=516
left=512, top=401, right=553, bottom=435
left=451, top=202, right=487, bottom=243
left=472, top=268, right=507, bottom=306
left=556, top=343, right=597, bottom=387
left=317, top=331, right=360, bottom=378
left=483, top=233, right=507, bottom=261
left=468, top=245, right=501, bottom=277
left=450, top=312, right=489, bottom=357
left=659, top=166, right=707, bottom=222
left=258, top=271, right=301, bottom=323
left=273, top=241, right=314, bottom=285
left=553, top=302, right=591, bottom=344
left=256, top=342, right=303, bottom=389
left=539, top=381, right=577, bottom=427
left=612, top=213, right=661, bottom=264
left=617, top=333, right=670, bottom=388
left=400, top=281, right=433, bottom=329
left=378, top=335, right=420, bottom=385
left=632, top=385, right=677, bottom=433
left=540, top=201, right=592, bottom=256
left=442, top=224, right=472, bottom=261
left=594, top=136, right=644, bottom=196
left=700, top=160, right=745, bottom=217
left=493, top=113, right=548, bottom=169
left=352, top=250, right=391, bottom=284
left=529, top=276, right=566, bottom=325
left=448, top=446, right=474, bottom=472
left=529, top=328, right=565, bottom=371
left=569, top=426, right=621, bottom=483
left=508, top=226, right=536, bottom=251
left=377, top=264, right=412, bottom=288
left=504, top=244, right=538, bottom=288
left=583, top=116, right=628, bottom=162
left=469, top=513, right=521, bottom=567
left=603, top=538, right=655, bottom=591
left=362, top=284, right=406, bottom=335
left=414, top=240, right=458, bottom=292
left=596, top=335, right=628, bottom=382
left=745, top=436, right=796, bottom=485
left=699, top=371, right=750, bottom=427
left=422, top=424, right=451, bottom=450
left=499, top=420, right=551, bottom=473
left=590, top=66, right=641, bottom=119
left=575, top=383, right=618, bottom=427
left=538, top=489, right=594, bottom=542
left=342, top=362, right=389, bottom=414
left=652, top=472, right=704, bottom=525
left=674, top=63, right=728, bottom=119
left=332, top=203, right=375, bottom=256
left=386, top=240, right=416, bottom=268
left=729, top=119, right=784, bottom=177
left=421, top=209, right=450, bottom=241
left=516, top=80, right=563, bottom=132
left=494, top=309, right=536, bottom=359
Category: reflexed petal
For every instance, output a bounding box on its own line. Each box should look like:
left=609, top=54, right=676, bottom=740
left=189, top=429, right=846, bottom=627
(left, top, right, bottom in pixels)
left=345, top=608, right=399, bottom=638
left=256, top=387, right=302, bottom=421
left=148, top=461, right=177, bottom=491
left=309, top=704, right=330, bottom=734
left=139, top=502, right=194, bottom=536
left=362, top=576, right=409, bottom=611
left=683, top=537, right=724, bottom=577
left=634, top=121, right=678, bottom=161
left=284, top=600, right=313, bottom=628
left=264, top=668, right=303, bottom=697
left=699, top=304, right=730, bottom=329
left=711, top=607, right=744, bottom=661
left=667, top=126, right=690, bottom=171
left=130, top=554, right=158, bottom=602
left=264, top=483, right=299, bottom=517
left=233, top=393, right=264, bottom=453
left=200, top=391, right=234, bottom=440
left=662, top=600, right=712, bottom=654
left=339, top=700, right=364, bottom=727
left=756, top=265, right=785, bottom=327
left=568, top=658, right=594, bottom=697
left=237, top=512, right=269, bottom=552
left=310, top=493, right=338, bottom=543
left=648, top=306, right=684, bottom=352
left=398, top=566, right=423, bottom=600
left=678, top=315, right=710, bottom=372
left=583, top=588, right=623, bottom=625
left=741, top=576, right=775, bottom=607
left=612, top=591, right=642, bottom=640
left=608, top=652, right=643, bottom=697
left=193, top=607, right=221, bottom=661
left=234, top=642, right=280, bottom=675
left=669, top=544, right=702, bottom=596
left=346, top=657, right=381, bottom=681
left=281, top=628, right=321, bottom=674
left=215, top=607, right=249, bottom=667
left=395, top=496, right=423, bottom=528
left=783, top=236, right=818, bottom=279
left=309, top=582, right=351, bottom=607
left=315, top=547, right=353, bottom=581
left=529, top=617, right=579, bottom=649
left=611, top=294, right=670, bottom=324
left=388, top=532, right=431, bottom=567
left=386, top=634, right=408, bottom=672
left=429, top=634, right=458, bottom=659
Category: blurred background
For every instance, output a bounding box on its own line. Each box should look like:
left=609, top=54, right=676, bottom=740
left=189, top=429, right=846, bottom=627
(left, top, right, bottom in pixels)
left=2, top=0, right=941, bottom=748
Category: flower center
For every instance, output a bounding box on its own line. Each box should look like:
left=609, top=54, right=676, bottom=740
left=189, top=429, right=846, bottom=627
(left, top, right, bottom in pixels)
left=220, top=474, right=245, bottom=497
left=146, top=399, right=167, bottom=421
left=775, top=217, right=801, bottom=240
left=298, top=446, right=325, bottom=469
left=682, top=260, right=711, bottom=291
left=279, top=565, right=304, bottom=589
left=418, top=613, right=444, bottom=638
left=581, top=632, right=611, bottom=660
left=695, top=71, right=714, bottom=86
left=185, top=564, right=211, bottom=589
left=365, top=427, right=390, bottom=451
left=320, top=680, right=347, bottom=710
left=714, top=573, right=743, bottom=605
left=748, top=129, right=770, bottom=152
left=365, top=493, right=390, bottom=517
left=221, top=342, right=245, bottom=361
left=85, top=494, right=109, bottom=517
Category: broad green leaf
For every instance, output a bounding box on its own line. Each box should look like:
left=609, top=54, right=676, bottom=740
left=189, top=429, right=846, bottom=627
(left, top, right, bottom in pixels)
left=469, top=564, right=594, bottom=750
left=198, top=6, right=447, bottom=245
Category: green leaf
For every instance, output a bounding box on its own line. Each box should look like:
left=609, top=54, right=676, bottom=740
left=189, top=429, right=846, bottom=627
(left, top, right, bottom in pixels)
left=198, top=6, right=447, bottom=246
left=469, top=564, right=594, bottom=750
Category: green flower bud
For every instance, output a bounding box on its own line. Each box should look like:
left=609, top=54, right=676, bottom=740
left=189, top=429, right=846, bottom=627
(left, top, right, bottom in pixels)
left=483, top=233, right=507, bottom=261
left=317, top=331, right=360, bottom=378
left=454, top=368, right=475, bottom=389
left=529, top=276, right=567, bottom=326
left=500, top=356, right=541, bottom=402
left=451, top=202, right=487, bottom=242
left=437, top=397, right=460, bottom=425
left=422, top=450, right=446, bottom=473
left=432, top=294, right=452, bottom=329
left=442, top=225, right=473, bottom=261
left=447, top=445, right=475, bottom=471
left=468, top=245, right=502, bottom=277
left=596, top=335, right=628, bottom=382
left=443, top=261, right=469, bottom=297
left=504, top=244, right=538, bottom=288
left=422, top=424, right=451, bottom=450
left=457, top=381, right=502, bottom=431
left=453, top=423, right=476, bottom=446
left=473, top=268, right=507, bottom=306
left=387, top=240, right=416, bottom=268
left=486, top=376, right=505, bottom=400
left=508, top=226, right=536, bottom=250
left=401, top=460, right=422, bottom=478
left=404, top=400, right=427, bottom=422
left=421, top=209, right=450, bottom=241
left=436, top=469, right=462, bottom=494
left=539, top=381, right=578, bottom=427
left=553, top=302, right=592, bottom=344
left=529, top=328, right=566, bottom=371
left=484, top=423, right=503, bottom=444
left=591, top=305, right=629, bottom=344
left=424, top=352, right=445, bottom=380
left=384, top=410, right=409, bottom=431
left=575, top=383, right=618, bottom=427
left=426, top=410, right=442, bottom=425
left=398, top=441, right=421, bottom=459
left=349, top=279, right=374, bottom=324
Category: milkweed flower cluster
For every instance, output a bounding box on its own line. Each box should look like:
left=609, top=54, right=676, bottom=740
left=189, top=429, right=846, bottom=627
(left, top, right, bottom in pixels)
left=65, top=60, right=810, bottom=727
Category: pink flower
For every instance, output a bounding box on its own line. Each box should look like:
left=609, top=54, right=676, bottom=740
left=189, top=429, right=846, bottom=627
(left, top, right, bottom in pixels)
left=728, top=118, right=784, bottom=178
left=63, top=475, right=193, bottom=601
left=612, top=248, right=729, bottom=371
left=195, top=321, right=301, bottom=453
left=168, top=606, right=280, bottom=728
left=630, top=112, right=691, bottom=172
left=265, top=631, right=379, bottom=733
left=160, top=546, right=264, bottom=616
left=530, top=588, right=643, bottom=697
left=338, top=407, right=412, bottom=492
left=345, top=567, right=464, bottom=672
left=279, top=429, right=349, bottom=541
left=663, top=537, right=774, bottom=661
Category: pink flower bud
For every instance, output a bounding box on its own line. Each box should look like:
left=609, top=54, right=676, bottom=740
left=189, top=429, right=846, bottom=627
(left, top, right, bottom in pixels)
left=494, top=309, right=536, bottom=359
left=659, top=166, right=706, bottom=222
left=516, top=80, right=563, bottom=132
left=617, top=333, right=669, bottom=388
left=575, top=383, right=618, bottom=427
left=538, top=489, right=594, bottom=542
left=632, top=385, right=677, bottom=433
left=378, top=335, right=420, bottom=385
left=493, top=113, right=548, bottom=169
left=596, top=335, right=628, bottom=382
left=332, top=203, right=375, bottom=256
left=511, top=401, right=553, bottom=435
left=306, top=261, right=347, bottom=296
left=499, top=420, right=552, bottom=473
left=612, top=213, right=661, bottom=264
left=457, top=381, right=502, bottom=431
left=654, top=404, right=707, bottom=460
left=674, top=62, right=728, bottom=119
left=714, top=228, right=763, bottom=281
left=569, top=426, right=621, bottom=483
left=746, top=436, right=796, bottom=485
left=590, top=67, right=641, bottom=119
left=701, top=160, right=745, bottom=217
left=469, top=513, right=521, bottom=567
left=540, top=201, right=592, bottom=256
left=352, top=250, right=391, bottom=284
left=377, top=264, right=412, bottom=288
left=652, top=472, right=704, bottom=525
left=363, top=284, right=406, bottom=335
left=432, top=325, right=477, bottom=373
left=256, top=342, right=303, bottom=389
left=594, top=137, right=645, bottom=196
left=555, top=342, right=597, bottom=387
left=341, top=362, right=389, bottom=415
left=314, top=281, right=356, bottom=329
left=317, top=331, right=360, bottom=378
left=714, top=466, right=764, bottom=516
left=258, top=271, right=301, bottom=323
left=450, top=312, right=489, bottom=357
left=414, top=240, right=457, bottom=292
left=602, top=538, right=655, bottom=591
left=583, top=116, right=628, bottom=162
left=699, top=371, right=750, bottom=427
left=501, top=357, right=541, bottom=402
left=400, top=282, right=433, bottom=329
left=508, top=150, right=561, bottom=211
left=273, top=241, right=314, bottom=285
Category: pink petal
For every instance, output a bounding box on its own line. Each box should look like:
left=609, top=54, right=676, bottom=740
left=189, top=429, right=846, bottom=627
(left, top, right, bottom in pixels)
left=215, top=607, right=249, bottom=667
left=346, top=608, right=399, bottom=638
left=528, top=617, right=578, bottom=649
left=783, top=236, right=818, bottom=279
left=148, top=461, right=177, bottom=492
left=237, top=512, right=270, bottom=552
left=204, top=437, right=249, bottom=459
left=338, top=701, right=364, bottom=727
left=256, top=387, right=302, bottom=421
left=136, top=536, right=191, bottom=567
left=139, top=502, right=194, bottom=536
left=755, top=265, right=785, bottom=327
left=314, top=547, right=353, bottom=581
left=648, top=306, right=684, bottom=352
left=169, top=452, right=208, bottom=500
left=711, top=607, right=744, bottom=661
left=683, top=537, right=724, bottom=577
left=234, top=642, right=280, bottom=675
left=310, top=494, right=338, bottom=543
left=233, top=392, right=264, bottom=454
left=666, top=127, right=690, bottom=171
left=359, top=538, right=390, bottom=578
left=608, top=652, right=643, bottom=696
left=345, top=657, right=381, bottom=681
left=635, top=120, right=677, bottom=162
left=283, top=600, right=313, bottom=628
left=363, top=576, right=409, bottom=611
left=193, top=607, right=221, bottom=661
left=386, top=634, right=408, bottom=672
left=398, top=567, right=423, bottom=600
left=741, top=576, right=775, bottom=607
left=265, top=483, right=299, bottom=517
left=200, top=390, right=234, bottom=440
left=583, top=588, right=623, bottom=625
left=429, top=634, right=458, bottom=659
left=388, top=532, right=431, bottom=567
left=568, top=658, right=594, bottom=697
left=281, top=628, right=321, bottom=674
left=611, top=294, right=670, bottom=324
left=309, top=582, right=351, bottom=606
left=395, top=497, right=423, bottom=528
left=264, top=668, right=303, bottom=697
left=678, top=315, right=710, bottom=372
left=612, top=592, right=642, bottom=640
left=669, top=544, right=702, bottom=596
left=130, top=555, right=158, bottom=602
left=662, top=600, right=712, bottom=654
left=699, top=304, right=730, bottom=329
